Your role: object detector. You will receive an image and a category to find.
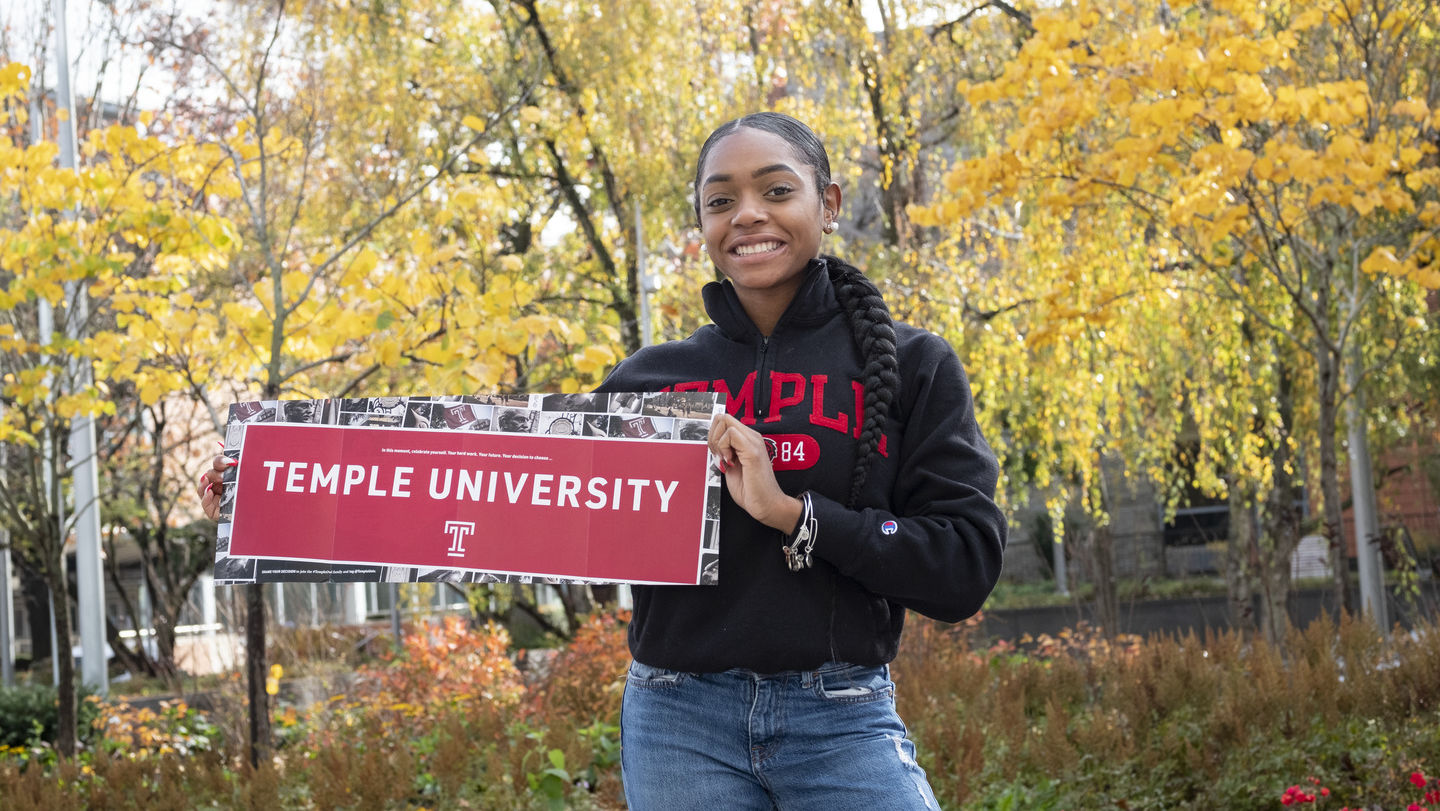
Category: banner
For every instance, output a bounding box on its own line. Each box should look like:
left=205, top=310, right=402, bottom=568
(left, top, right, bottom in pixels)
left=214, top=393, right=724, bottom=586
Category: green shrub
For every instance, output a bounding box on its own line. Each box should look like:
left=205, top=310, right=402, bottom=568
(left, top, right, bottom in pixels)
left=0, top=684, right=100, bottom=748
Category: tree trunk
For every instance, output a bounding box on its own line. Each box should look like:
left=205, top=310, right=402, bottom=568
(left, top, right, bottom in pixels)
left=20, top=567, right=52, bottom=663
left=1224, top=480, right=1256, bottom=631
left=104, top=619, right=161, bottom=680
left=155, top=603, right=179, bottom=680
left=1258, top=561, right=1292, bottom=647
left=245, top=584, right=269, bottom=767
left=553, top=583, right=592, bottom=632
left=1085, top=525, right=1119, bottom=637
left=1246, top=353, right=1305, bottom=644
left=1315, top=342, right=1353, bottom=615
left=1256, top=478, right=1301, bottom=646
left=589, top=584, right=618, bottom=607
left=48, top=569, right=78, bottom=757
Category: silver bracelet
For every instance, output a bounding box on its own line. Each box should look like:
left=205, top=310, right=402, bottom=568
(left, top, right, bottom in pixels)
left=782, top=492, right=818, bottom=572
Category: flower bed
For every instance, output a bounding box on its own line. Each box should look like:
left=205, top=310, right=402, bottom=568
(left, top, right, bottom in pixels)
left=1, top=610, right=1435, bottom=809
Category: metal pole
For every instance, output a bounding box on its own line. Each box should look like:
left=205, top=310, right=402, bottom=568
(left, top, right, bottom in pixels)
left=1347, top=342, right=1388, bottom=630
left=636, top=199, right=651, bottom=348
left=0, top=411, right=12, bottom=686
left=0, top=544, right=13, bottom=687
left=272, top=582, right=286, bottom=627
left=389, top=584, right=402, bottom=643
left=199, top=573, right=217, bottom=672
left=343, top=583, right=365, bottom=625
left=1053, top=535, right=1069, bottom=596
left=623, top=199, right=651, bottom=613
left=49, top=590, right=59, bottom=686
left=54, top=0, right=108, bottom=693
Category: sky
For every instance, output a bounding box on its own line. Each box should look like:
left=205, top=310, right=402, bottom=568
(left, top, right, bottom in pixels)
left=3, top=0, right=921, bottom=114
left=2, top=0, right=213, bottom=114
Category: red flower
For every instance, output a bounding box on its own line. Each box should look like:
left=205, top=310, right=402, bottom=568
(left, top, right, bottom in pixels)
left=1282, top=785, right=1317, bottom=805
left=1405, top=804, right=1422, bottom=811
left=1413, top=772, right=1429, bottom=789
left=1320, top=788, right=1330, bottom=797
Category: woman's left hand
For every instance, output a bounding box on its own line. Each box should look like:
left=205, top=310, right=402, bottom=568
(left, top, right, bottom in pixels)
left=708, top=414, right=803, bottom=533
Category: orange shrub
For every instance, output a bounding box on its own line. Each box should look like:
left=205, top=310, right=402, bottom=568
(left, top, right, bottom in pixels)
left=360, top=615, right=524, bottom=713
left=525, top=609, right=631, bottom=727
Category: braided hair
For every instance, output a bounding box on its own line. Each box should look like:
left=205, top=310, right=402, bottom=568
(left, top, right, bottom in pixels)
left=825, top=255, right=900, bottom=507
left=694, top=113, right=900, bottom=508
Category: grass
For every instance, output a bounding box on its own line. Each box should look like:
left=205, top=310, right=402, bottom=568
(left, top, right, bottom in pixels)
left=983, top=575, right=1232, bottom=611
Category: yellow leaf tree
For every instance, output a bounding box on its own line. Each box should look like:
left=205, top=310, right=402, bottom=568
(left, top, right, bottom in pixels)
left=0, top=62, right=239, bottom=755
left=926, top=0, right=1440, bottom=618
left=140, top=0, right=587, bottom=761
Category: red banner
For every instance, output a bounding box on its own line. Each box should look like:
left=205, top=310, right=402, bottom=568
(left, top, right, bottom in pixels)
left=227, top=422, right=713, bottom=584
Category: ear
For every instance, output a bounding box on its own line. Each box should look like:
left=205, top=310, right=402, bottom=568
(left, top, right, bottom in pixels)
left=822, top=182, right=842, bottom=224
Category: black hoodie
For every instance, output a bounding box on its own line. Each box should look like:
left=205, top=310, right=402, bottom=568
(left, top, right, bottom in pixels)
left=597, top=257, right=1006, bottom=673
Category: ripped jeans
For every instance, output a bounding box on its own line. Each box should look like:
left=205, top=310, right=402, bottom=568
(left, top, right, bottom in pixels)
left=620, top=660, right=940, bottom=811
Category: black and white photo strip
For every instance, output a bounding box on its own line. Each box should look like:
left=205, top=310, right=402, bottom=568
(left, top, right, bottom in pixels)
left=212, top=392, right=727, bottom=586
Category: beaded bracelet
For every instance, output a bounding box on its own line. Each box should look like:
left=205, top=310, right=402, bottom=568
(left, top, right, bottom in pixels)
left=782, top=491, right=818, bottom=572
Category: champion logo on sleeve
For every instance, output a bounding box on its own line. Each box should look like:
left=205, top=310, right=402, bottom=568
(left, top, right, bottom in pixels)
left=880, top=520, right=898, bottom=535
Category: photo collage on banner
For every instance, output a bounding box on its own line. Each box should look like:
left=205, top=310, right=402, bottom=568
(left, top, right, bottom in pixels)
left=214, top=393, right=724, bottom=586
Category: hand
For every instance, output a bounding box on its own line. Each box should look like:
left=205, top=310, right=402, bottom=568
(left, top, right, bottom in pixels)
left=707, top=414, right=803, bottom=533
left=196, top=453, right=237, bottom=521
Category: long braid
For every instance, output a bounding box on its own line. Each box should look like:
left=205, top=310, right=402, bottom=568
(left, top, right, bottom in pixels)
left=825, top=256, right=900, bottom=508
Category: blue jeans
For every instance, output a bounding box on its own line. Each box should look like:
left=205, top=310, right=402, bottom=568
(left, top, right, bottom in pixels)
left=620, top=660, right=940, bottom=810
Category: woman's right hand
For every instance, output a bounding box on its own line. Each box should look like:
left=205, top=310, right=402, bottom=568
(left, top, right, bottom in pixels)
left=197, top=454, right=234, bottom=520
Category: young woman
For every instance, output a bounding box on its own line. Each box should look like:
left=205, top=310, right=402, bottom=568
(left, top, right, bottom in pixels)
left=198, top=112, right=1006, bottom=808
left=591, top=113, right=1006, bottom=808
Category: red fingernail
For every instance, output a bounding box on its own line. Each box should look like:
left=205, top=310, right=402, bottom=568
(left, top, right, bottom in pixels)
left=224, top=459, right=239, bottom=467
left=204, top=483, right=213, bottom=495
left=216, top=441, right=225, bottom=449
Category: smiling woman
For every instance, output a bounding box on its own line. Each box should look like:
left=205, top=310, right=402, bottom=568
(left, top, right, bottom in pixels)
left=192, top=111, right=1006, bottom=810
left=590, top=112, right=1009, bottom=810
left=693, top=124, right=841, bottom=336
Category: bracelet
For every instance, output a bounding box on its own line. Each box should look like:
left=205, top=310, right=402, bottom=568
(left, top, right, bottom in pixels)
left=782, top=492, right=818, bottom=572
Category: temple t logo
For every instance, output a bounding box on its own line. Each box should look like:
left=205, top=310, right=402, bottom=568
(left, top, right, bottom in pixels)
left=444, top=520, right=475, bottom=557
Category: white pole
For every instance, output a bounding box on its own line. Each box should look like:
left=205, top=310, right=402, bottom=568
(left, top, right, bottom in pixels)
left=1347, top=343, right=1388, bottom=630
left=621, top=200, right=655, bottom=613
left=49, top=591, right=59, bottom=686
left=53, top=0, right=108, bottom=693
left=1054, top=535, right=1069, bottom=596
left=343, top=583, right=366, bottom=625
left=636, top=199, right=651, bottom=348
left=0, top=544, right=14, bottom=687
left=0, top=409, right=12, bottom=686
left=199, top=573, right=217, bottom=672
left=273, top=582, right=286, bottom=627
